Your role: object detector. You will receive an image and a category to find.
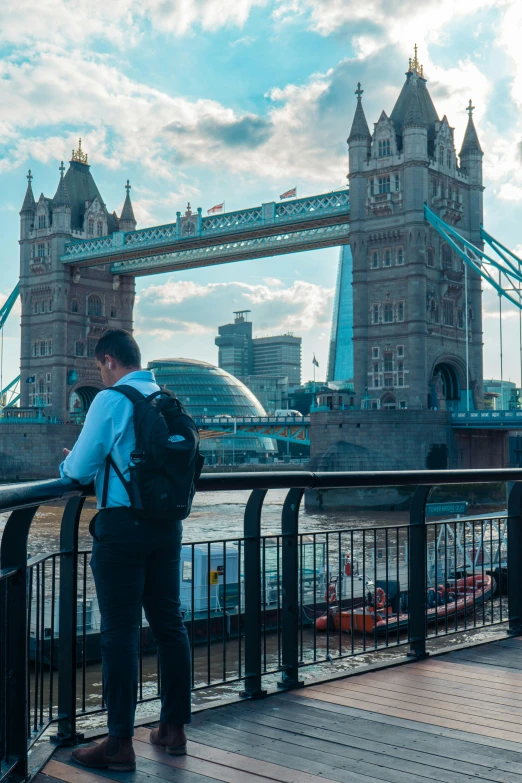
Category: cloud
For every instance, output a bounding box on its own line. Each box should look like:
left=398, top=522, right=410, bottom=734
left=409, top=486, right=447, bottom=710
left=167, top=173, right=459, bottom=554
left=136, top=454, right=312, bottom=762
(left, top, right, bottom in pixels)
left=0, top=0, right=267, bottom=47
left=230, top=35, right=256, bottom=47
left=135, top=277, right=334, bottom=339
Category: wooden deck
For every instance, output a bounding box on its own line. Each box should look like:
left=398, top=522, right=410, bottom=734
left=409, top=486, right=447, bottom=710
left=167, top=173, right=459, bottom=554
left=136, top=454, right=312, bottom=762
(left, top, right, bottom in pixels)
left=37, top=637, right=522, bottom=783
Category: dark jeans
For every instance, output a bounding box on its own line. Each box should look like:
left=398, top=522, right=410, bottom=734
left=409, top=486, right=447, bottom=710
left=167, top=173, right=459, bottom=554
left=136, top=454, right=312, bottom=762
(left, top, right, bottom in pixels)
left=90, top=507, right=191, bottom=737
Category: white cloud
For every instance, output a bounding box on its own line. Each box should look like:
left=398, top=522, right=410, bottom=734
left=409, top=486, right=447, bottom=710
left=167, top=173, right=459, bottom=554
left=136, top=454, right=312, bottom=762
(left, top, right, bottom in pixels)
left=0, top=0, right=266, bottom=46
left=136, top=277, right=334, bottom=338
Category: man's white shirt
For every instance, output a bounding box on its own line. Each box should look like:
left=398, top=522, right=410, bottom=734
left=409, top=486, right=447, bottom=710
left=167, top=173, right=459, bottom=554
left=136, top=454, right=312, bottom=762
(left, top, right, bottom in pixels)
left=60, top=370, right=160, bottom=508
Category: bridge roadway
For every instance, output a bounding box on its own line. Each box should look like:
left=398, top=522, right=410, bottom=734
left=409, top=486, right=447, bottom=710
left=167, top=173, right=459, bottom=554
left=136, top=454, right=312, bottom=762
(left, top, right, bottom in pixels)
left=451, top=410, right=522, bottom=429
left=39, top=636, right=522, bottom=783
left=59, top=190, right=350, bottom=275
left=196, top=415, right=310, bottom=446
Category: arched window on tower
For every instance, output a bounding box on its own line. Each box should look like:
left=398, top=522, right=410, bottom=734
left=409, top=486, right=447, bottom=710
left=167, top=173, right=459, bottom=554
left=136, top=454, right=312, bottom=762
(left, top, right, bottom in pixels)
left=446, top=148, right=452, bottom=168
left=97, top=221, right=103, bottom=236
left=439, top=146, right=444, bottom=165
left=442, top=244, right=453, bottom=270
left=378, top=139, right=391, bottom=157
left=88, top=219, right=94, bottom=235
left=87, top=294, right=102, bottom=317
left=427, top=248, right=435, bottom=267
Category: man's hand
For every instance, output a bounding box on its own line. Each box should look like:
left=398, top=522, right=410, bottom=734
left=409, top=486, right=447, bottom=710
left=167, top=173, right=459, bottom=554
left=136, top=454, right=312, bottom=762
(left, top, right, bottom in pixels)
left=63, top=448, right=71, bottom=457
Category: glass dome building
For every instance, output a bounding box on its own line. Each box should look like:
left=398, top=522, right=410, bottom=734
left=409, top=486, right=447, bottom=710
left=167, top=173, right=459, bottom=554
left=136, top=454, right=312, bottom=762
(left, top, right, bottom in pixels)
left=147, top=358, right=277, bottom=462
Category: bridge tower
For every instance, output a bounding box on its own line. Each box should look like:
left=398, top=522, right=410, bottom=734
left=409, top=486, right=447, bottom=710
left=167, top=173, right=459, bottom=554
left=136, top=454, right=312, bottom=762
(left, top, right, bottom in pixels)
left=18, top=141, right=135, bottom=421
left=332, top=49, right=484, bottom=411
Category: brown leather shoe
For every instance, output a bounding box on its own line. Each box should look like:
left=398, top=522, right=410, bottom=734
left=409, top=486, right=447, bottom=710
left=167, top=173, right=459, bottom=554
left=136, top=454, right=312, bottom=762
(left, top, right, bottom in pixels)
left=71, top=736, right=136, bottom=771
left=150, top=723, right=187, bottom=756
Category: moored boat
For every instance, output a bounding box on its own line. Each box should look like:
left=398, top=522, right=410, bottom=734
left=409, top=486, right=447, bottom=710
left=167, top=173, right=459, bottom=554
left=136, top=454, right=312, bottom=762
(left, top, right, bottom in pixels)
left=316, top=574, right=495, bottom=634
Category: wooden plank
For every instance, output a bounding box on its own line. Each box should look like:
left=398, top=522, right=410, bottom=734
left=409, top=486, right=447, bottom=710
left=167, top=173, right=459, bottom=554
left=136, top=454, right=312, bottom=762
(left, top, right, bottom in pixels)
left=296, top=687, right=522, bottom=743
left=133, top=729, right=337, bottom=783
left=420, top=659, right=522, bottom=683
left=317, top=679, right=522, bottom=726
left=331, top=668, right=522, bottom=711
left=227, top=696, right=522, bottom=771
left=132, top=737, right=344, bottom=783
left=191, top=710, right=522, bottom=783
left=259, top=693, right=522, bottom=767
left=376, top=665, right=522, bottom=696
left=51, top=746, right=222, bottom=783
left=43, top=761, right=121, bottom=783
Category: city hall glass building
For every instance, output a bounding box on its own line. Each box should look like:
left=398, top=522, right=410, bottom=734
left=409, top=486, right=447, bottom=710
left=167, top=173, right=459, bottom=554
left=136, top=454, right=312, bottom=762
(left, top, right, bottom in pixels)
left=148, top=358, right=277, bottom=460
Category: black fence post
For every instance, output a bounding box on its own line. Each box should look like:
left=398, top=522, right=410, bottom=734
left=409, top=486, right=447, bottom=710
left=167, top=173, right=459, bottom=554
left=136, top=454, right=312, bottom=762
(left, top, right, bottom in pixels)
left=278, top=487, right=304, bottom=690
left=507, top=482, right=522, bottom=635
left=0, top=506, right=38, bottom=782
left=57, top=496, right=85, bottom=744
left=408, top=485, right=431, bottom=660
left=241, top=489, right=268, bottom=699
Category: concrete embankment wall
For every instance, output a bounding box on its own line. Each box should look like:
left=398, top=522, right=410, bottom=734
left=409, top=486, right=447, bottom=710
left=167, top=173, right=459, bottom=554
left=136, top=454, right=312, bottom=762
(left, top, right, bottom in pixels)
left=0, top=424, right=308, bottom=482
left=306, top=409, right=513, bottom=509
left=0, top=423, right=83, bottom=481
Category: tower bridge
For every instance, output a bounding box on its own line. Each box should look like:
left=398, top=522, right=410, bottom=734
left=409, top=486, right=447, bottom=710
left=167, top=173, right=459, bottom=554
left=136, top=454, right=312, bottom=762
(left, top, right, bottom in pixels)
left=8, top=46, right=522, bottom=476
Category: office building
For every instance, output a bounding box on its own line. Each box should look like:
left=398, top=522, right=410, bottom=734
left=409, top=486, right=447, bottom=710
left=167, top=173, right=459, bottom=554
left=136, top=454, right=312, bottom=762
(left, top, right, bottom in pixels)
left=252, top=334, right=301, bottom=386
left=215, top=310, right=252, bottom=377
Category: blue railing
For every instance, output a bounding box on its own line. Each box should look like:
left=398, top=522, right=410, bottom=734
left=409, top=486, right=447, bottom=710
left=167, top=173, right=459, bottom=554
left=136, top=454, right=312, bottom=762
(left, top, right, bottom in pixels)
left=452, top=410, right=522, bottom=427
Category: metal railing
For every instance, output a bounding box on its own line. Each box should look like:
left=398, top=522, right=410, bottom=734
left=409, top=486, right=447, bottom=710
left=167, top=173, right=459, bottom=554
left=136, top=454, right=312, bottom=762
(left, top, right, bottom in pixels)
left=1, top=468, right=522, bottom=781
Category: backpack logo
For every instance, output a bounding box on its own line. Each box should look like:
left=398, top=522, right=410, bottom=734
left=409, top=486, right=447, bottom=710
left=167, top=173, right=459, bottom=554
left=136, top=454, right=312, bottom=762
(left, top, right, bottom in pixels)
left=168, top=434, right=186, bottom=443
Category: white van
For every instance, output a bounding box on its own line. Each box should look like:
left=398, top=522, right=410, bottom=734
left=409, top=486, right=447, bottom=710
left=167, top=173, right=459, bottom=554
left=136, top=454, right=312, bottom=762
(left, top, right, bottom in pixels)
left=274, top=409, right=303, bottom=417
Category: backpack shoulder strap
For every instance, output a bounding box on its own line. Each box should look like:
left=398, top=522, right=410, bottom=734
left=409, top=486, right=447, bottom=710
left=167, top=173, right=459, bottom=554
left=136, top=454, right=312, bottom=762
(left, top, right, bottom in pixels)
left=100, top=384, right=145, bottom=508
left=109, top=384, right=146, bottom=404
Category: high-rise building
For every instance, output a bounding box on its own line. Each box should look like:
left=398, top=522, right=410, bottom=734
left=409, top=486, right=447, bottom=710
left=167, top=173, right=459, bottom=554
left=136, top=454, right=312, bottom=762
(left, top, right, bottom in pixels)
left=252, top=334, right=301, bottom=386
left=216, top=313, right=302, bottom=392
left=328, top=49, right=483, bottom=410
left=215, top=310, right=253, bottom=378
left=327, top=245, right=354, bottom=383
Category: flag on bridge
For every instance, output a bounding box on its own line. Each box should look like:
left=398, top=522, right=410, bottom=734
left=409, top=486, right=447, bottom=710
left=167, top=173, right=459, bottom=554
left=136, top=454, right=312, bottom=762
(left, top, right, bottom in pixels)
left=280, top=187, right=296, bottom=200
left=312, top=355, right=319, bottom=368
left=207, top=202, right=224, bottom=215
left=26, top=375, right=36, bottom=383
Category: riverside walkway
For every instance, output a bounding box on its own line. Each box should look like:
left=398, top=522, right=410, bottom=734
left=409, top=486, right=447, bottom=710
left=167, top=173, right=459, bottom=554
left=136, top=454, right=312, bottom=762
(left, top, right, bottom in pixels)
left=38, top=636, right=522, bottom=783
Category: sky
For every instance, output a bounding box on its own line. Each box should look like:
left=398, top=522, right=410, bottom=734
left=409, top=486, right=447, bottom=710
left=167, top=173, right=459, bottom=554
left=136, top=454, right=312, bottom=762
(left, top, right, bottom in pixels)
left=1, top=0, right=522, bottom=389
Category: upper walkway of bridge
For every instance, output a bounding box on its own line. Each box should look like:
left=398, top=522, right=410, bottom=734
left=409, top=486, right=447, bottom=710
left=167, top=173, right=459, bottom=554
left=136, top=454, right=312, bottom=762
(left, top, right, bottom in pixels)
left=59, top=189, right=350, bottom=275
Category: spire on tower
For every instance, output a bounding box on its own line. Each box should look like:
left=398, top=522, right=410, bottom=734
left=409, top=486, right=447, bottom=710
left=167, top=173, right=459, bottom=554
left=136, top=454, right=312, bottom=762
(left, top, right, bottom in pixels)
left=71, top=137, right=88, bottom=165
left=20, top=169, right=36, bottom=213
left=407, top=43, right=424, bottom=78
left=119, top=179, right=136, bottom=230
left=459, top=99, right=483, bottom=156
left=52, top=160, right=71, bottom=208
left=348, top=82, right=371, bottom=143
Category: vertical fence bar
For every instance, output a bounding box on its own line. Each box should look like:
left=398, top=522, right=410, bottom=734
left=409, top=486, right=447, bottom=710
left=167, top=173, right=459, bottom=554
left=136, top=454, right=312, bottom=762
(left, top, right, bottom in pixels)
left=0, top=506, right=38, bottom=781
left=241, top=489, right=267, bottom=699
left=507, top=482, right=522, bottom=635
left=408, top=485, right=431, bottom=659
left=57, top=496, right=86, bottom=743
left=278, top=488, right=304, bottom=690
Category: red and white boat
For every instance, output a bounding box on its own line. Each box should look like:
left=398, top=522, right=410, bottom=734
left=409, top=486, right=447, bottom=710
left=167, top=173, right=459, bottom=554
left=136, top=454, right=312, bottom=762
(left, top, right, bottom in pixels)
left=316, top=574, right=495, bottom=635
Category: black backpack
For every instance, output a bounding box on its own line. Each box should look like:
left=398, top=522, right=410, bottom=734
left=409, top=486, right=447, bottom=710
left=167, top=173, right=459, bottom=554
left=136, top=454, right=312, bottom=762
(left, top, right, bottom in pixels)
left=102, top=385, right=205, bottom=522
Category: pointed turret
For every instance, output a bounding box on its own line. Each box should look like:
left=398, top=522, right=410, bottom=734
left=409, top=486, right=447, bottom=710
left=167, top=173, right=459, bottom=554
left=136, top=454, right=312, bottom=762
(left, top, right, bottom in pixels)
left=21, top=170, right=36, bottom=213
left=460, top=100, right=483, bottom=157
left=52, top=162, right=71, bottom=208
left=348, top=83, right=371, bottom=143
left=403, top=78, right=426, bottom=128
left=119, top=180, right=137, bottom=231
left=52, top=161, right=72, bottom=232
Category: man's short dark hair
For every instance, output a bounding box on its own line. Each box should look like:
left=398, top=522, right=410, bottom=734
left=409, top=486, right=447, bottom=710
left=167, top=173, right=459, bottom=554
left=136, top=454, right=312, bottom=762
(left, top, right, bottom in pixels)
left=95, top=330, right=141, bottom=368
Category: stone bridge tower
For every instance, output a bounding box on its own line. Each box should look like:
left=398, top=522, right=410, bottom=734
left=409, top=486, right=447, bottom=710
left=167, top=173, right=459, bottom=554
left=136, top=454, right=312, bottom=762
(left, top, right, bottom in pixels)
left=334, top=48, right=484, bottom=411
left=19, top=141, right=136, bottom=422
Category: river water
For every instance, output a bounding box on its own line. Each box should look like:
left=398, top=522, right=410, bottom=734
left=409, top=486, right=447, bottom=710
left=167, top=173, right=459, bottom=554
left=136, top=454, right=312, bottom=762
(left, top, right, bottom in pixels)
left=0, top=486, right=509, bottom=732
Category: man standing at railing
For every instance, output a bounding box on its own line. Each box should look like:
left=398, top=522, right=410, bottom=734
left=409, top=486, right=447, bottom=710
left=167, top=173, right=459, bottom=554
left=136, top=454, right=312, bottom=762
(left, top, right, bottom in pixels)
left=60, top=330, right=192, bottom=771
